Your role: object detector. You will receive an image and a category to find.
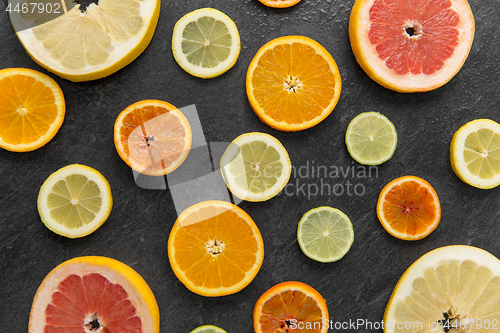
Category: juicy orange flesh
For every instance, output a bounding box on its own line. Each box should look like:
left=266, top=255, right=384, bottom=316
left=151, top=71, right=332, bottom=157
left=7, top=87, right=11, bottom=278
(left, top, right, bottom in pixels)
left=45, top=273, right=142, bottom=332
left=0, top=74, right=58, bottom=145
left=368, top=0, right=459, bottom=75
left=251, top=42, right=337, bottom=125
left=119, top=106, right=187, bottom=173
left=173, top=206, right=259, bottom=290
left=382, top=181, right=437, bottom=235
left=259, top=290, right=324, bottom=332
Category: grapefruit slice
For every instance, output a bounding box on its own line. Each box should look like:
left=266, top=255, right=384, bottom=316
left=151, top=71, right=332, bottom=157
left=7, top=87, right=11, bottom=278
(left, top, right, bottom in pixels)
left=253, top=281, right=329, bottom=333
left=349, top=0, right=475, bottom=92
left=29, top=256, right=159, bottom=333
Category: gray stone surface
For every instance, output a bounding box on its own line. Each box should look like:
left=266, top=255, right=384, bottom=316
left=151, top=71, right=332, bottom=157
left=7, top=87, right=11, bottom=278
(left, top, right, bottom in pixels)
left=1, top=0, right=500, bottom=332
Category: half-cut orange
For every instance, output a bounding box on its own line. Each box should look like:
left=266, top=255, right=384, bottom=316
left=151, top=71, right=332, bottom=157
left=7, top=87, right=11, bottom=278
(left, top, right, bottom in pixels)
left=114, top=100, right=192, bottom=176
left=167, top=200, right=264, bottom=297
left=253, top=281, right=329, bottom=333
left=377, top=176, right=441, bottom=240
left=246, top=36, right=342, bottom=131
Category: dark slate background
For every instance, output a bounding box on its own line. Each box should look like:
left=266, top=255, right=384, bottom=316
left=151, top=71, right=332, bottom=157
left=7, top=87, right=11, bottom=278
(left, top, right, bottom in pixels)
left=1, top=0, right=499, bottom=332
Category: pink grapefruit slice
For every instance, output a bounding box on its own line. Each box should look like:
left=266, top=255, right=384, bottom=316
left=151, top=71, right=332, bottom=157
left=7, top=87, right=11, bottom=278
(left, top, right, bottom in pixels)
left=349, top=0, right=475, bottom=92
left=29, top=256, right=159, bottom=333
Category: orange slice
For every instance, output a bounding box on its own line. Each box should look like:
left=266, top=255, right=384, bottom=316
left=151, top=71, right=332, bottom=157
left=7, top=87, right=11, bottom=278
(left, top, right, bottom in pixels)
left=253, top=281, right=329, bottom=333
left=246, top=36, right=342, bottom=131
left=0, top=68, right=65, bottom=152
left=167, top=200, right=264, bottom=297
left=29, top=256, right=159, bottom=333
left=377, top=175, right=441, bottom=240
left=349, top=0, right=475, bottom=92
left=114, top=100, right=192, bottom=176
left=258, top=0, right=301, bottom=8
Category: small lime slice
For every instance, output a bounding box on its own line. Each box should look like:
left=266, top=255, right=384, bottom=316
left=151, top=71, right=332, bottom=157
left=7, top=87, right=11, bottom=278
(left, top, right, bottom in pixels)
left=297, top=207, right=354, bottom=263
left=172, top=8, right=240, bottom=78
left=190, top=325, right=227, bottom=333
left=345, top=112, right=397, bottom=165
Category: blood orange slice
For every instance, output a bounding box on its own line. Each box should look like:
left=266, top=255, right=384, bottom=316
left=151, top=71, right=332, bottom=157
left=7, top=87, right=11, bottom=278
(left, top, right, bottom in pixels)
left=349, top=0, right=475, bottom=92
left=29, top=256, right=159, bottom=333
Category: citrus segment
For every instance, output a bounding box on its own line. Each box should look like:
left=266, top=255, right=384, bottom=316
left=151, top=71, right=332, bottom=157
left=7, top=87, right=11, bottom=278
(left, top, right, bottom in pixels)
left=450, top=119, right=500, bottom=189
left=0, top=68, right=65, bottom=152
left=246, top=36, right=342, bottom=131
left=258, top=0, right=302, bottom=8
left=346, top=112, right=397, bottom=165
left=220, top=132, right=291, bottom=202
left=37, top=164, right=113, bottom=238
left=297, top=207, right=354, bottom=263
left=114, top=100, right=192, bottom=176
left=377, top=176, right=441, bottom=240
left=384, top=246, right=500, bottom=333
left=168, top=201, right=264, bottom=297
left=172, top=8, right=240, bottom=78
left=29, top=256, right=159, bottom=333
left=253, top=281, right=329, bottom=333
left=12, top=0, right=161, bottom=81
left=191, top=325, right=227, bottom=333
left=349, top=0, right=475, bottom=92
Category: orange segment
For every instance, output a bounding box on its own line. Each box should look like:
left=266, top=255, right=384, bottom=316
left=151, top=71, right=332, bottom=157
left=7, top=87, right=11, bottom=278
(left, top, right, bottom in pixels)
left=167, top=201, right=264, bottom=296
left=246, top=36, right=342, bottom=131
left=0, top=68, right=65, bottom=152
left=377, top=175, right=441, bottom=240
left=113, top=100, right=192, bottom=176
left=258, top=0, right=301, bottom=8
left=253, top=281, right=329, bottom=333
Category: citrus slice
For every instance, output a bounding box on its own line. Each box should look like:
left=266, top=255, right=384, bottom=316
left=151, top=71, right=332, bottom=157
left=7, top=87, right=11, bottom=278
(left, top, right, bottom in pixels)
left=191, top=325, right=227, bottom=333
left=377, top=176, right=441, bottom=240
left=246, top=36, right=342, bottom=131
left=450, top=119, right=500, bottom=189
left=297, top=207, right=354, bottom=263
left=172, top=8, right=240, bottom=78
left=12, top=0, right=161, bottom=81
left=253, top=281, right=329, bottom=333
left=258, top=0, right=302, bottom=8
left=114, top=100, right=192, bottom=176
left=37, top=164, right=113, bottom=238
left=349, top=0, right=475, bottom=92
left=385, top=245, right=500, bottom=333
left=220, top=132, right=292, bottom=202
left=168, top=200, right=264, bottom=297
left=346, top=112, right=397, bottom=165
left=0, top=68, right=65, bottom=152
left=29, top=256, right=159, bottom=333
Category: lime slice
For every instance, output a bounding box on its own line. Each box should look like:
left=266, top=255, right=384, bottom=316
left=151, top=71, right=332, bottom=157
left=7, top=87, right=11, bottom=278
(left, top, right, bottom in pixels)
left=345, top=112, right=397, bottom=165
left=450, top=119, right=500, bottom=189
left=191, top=325, right=227, bottom=333
left=220, top=132, right=291, bottom=202
left=37, top=164, right=113, bottom=238
left=297, top=207, right=354, bottom=263
left=172, top=8, right=240, bottom=78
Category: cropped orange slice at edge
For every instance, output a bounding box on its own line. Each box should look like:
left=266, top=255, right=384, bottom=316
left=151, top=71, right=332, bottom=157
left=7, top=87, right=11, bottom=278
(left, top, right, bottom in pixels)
left=377, top=175, right=441, bottom=240
left=258, top=0, right=301, bottom=8
left=114, top=100, right=192, bottom=176
left=167, top=200, right=264, bottom=297
left=0, top=68, right=65, bottom=152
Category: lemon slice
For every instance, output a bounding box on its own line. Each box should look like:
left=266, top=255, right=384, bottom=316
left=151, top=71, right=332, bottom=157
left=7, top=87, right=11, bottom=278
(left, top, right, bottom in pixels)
left=297, top=207, right=354, bottom=263
left=12, top=0, right=161, bottom=82
left=450, top=119, right=500, bottom=189
left=385, top=245, right=500, bottom=333
left=220, top=132, right=291, bottom=202
left=190, top=325, right=227, bottom=333
left=37, top=164, right=113, bottom=238
left=345, top=112, right=397, bottom=165
left=172, top=8, right=240, bottom=78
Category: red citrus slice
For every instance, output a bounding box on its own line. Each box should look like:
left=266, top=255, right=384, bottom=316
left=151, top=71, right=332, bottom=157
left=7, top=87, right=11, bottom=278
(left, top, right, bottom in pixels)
left=349, top=0, right=475, bottom=92
left=29, top=256, right=159, bottom=333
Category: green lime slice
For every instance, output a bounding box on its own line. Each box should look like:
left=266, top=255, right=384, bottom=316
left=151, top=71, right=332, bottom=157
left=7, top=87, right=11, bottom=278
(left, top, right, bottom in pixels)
left=345, top=112, right=397, bottom=165
left=190, top=325, right=227, bottom=333
left=297, top=207, right=354, bottom=263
